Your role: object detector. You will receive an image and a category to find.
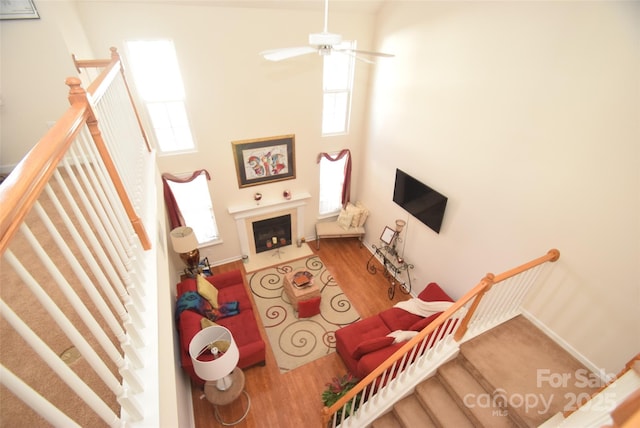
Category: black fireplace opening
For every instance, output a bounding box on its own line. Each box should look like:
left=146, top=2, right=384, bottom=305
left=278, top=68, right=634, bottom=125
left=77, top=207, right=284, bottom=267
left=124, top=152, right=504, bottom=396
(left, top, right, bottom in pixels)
left=253, top=214, right=292, bottom=254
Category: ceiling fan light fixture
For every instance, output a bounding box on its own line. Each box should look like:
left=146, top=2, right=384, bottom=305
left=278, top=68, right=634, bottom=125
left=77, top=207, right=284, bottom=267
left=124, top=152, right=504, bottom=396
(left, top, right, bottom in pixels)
left=309, top=32, right=342, bottom=47
left=318, top=46, right=332, bottom=56
left=259, top=0, right=393, bottom=63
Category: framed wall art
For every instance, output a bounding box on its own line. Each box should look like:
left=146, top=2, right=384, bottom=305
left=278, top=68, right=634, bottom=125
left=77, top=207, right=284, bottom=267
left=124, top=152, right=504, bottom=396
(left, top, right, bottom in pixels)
left=1, top=0, right=40, bottom=20
left=232, top=134, right=296, bottom=188
left=380, top=226, right=396, bottom=245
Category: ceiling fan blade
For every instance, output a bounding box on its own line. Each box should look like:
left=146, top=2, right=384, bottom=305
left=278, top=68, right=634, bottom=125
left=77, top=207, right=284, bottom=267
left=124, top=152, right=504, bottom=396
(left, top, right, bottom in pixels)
left=334, top=50, right=376, bottom=64
left=348, top=49, right=395, bottom=58
left=260, top=46, right=317, bottom=62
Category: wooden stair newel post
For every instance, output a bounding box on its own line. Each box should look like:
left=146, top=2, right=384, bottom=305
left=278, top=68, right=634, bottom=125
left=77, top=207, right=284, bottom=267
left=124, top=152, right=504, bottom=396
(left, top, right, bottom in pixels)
left=454, top=273, right=495, bottom=342
left=66, top=77, right=152, bottom=250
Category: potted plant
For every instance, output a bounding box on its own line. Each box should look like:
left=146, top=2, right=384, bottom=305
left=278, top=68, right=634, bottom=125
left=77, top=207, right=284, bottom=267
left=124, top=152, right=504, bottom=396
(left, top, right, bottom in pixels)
left=321, top=373, right=362, bottom=422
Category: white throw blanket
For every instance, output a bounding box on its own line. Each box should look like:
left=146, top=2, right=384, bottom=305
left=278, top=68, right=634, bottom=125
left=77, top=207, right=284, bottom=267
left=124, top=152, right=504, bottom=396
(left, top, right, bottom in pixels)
left=393, top=299, right=454, bottom=317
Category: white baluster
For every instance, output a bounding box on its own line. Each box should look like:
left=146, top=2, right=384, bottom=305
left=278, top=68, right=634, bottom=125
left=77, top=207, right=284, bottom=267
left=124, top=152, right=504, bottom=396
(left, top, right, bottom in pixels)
left=0, top=300, right=120, bottom=427
left=58, top=157, right=144, bottom=316
left=33, top=201, right=144, bottom=380
left=50, top=171, right=145, bottom=332
left=0, top=365, right=81, bottom=428
left=7, top=236, right=123, bottom=396
left=68, top=142, right=133, bottom=274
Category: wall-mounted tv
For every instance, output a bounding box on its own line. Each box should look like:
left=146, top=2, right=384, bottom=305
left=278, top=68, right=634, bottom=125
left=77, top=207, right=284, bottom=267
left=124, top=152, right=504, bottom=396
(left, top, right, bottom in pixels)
left=392, top=168, right=448, bottom=233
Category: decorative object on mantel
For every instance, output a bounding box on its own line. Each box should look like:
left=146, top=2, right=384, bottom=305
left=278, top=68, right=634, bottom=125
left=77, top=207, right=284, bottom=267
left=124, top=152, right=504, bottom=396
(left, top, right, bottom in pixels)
left=253, top=192, right=262, bottom=205
left=232, top=134, right=296, bottom=188
left=283, top=189, right=291, bottom=200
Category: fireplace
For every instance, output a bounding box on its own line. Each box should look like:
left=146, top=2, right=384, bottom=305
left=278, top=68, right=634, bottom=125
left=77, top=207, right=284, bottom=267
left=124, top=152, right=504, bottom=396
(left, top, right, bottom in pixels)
left=228, top=191, right=311, bottom=259
left=253, top=214, right=292, bottom=254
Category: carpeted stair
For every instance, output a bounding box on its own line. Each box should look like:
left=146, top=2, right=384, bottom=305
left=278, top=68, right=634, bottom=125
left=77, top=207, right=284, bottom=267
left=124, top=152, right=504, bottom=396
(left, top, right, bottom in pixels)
left=370, top=315, right=599, bottom=428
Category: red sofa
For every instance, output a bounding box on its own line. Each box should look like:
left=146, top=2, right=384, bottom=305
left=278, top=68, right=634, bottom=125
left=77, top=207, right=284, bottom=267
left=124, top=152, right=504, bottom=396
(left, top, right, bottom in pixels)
left=335, top=282, right=454, bottom=379
left=176, top=270, right=266, bottom=385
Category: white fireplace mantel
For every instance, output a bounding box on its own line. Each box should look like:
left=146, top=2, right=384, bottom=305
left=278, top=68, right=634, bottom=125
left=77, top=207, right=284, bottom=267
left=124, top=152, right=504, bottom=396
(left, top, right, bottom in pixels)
left=228, top=192, right=311, bottom=219
left=228, top=192, right=312, bottom=257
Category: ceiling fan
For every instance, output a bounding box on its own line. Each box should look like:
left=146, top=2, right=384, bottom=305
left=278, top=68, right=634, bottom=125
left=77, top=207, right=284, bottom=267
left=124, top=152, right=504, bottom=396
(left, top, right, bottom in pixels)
left=259, top=0, right=394, bottom=64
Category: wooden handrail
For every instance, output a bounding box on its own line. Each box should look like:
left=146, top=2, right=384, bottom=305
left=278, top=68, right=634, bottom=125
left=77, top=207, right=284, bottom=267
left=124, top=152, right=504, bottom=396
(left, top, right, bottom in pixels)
left=72, top=54, right=112, bottom=73
left=75, top=47, right=151, bottom=153
left=66, top=77, right=151, bottom=250
left=493, top=248, right=560, bottom=282
left=322, top=248, right=561, bottom=426
left=609, top=388, right=640, bottom=428
left=0, top=104, right=88, bottom=256
left=454, top=248, right=560, bottom=341
left=1, top=49, right=152, bottom=257
left=564, top=353, right=640, bottom=419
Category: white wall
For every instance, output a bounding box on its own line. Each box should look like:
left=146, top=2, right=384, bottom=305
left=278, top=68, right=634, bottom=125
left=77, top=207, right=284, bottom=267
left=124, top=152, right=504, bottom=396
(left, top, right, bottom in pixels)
left=0, top=0, right=86, bottom=172
left=3, top=0, right=637, bottom=385
left=361, top=1, right=639, bottom=374
left=71, top=1, right=378, bottom=266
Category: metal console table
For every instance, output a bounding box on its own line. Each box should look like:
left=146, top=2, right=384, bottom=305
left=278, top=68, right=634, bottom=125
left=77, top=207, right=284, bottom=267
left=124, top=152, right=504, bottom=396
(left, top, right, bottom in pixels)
left=366, top=244, right=414, bottom=299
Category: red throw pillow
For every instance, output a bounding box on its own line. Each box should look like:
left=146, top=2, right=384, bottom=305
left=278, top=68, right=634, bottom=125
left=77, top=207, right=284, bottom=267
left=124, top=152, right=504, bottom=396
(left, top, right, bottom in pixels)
left=409, top=312, right=442, bottom=331
left=352, top=336, right=395, bottom=360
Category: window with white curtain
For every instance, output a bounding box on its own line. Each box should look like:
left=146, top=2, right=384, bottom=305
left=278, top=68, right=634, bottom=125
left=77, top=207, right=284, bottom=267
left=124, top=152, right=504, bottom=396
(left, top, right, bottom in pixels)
left=318, top=154, right=348, bottom=215
left=167, top=174, right=219, bottom=244
left=322, top=41, right=356, bottom=135
left=125, top=40, right=196, bottom=153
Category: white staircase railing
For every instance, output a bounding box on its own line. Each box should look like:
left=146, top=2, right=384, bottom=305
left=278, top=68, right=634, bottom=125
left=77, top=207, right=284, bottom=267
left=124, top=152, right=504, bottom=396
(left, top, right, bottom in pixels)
left=0, top=49, right=163, bottom=426
left=323, top=249, right=561, bottom=427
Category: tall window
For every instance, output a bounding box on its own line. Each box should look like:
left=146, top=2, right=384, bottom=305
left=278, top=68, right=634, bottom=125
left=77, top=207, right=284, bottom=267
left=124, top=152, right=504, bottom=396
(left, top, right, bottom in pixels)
left=322, top=41, right=356, bottom=135
left=163, top=171, right=219, bottom=245
left=125, top=40, right=196, bottom=153
left=318, top=151, right=351, bottom=216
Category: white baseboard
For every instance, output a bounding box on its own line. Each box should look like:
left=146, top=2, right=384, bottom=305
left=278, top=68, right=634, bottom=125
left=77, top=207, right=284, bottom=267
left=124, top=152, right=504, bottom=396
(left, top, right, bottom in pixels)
left=520, top=309, right=605, bottom=381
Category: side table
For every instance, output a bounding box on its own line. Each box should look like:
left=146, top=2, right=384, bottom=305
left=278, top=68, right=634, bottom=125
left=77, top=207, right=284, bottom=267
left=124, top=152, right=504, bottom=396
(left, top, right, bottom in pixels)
left=203, top=367, right=251, bottom=426
left=282, top=270, right=321, bottom=312
left=366, top=244, right=414, bottom=299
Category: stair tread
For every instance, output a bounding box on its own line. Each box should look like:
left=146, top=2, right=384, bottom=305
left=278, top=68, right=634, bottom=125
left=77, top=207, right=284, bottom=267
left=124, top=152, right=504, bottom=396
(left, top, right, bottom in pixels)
left=461, top=315, right=600, bottom=426
left=370, top=410, right=403, bottom=428
left=394, top=395, right=437, bottom=427
left=416, top=377, right=475, bottom=428
left=439, top=358, right=518, bottom=428
left=369, top=316, right=602, bottom=427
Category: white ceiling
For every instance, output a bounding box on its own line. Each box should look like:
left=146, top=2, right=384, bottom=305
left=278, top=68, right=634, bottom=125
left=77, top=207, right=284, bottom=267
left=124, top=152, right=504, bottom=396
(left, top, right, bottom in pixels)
left=93, top=0, right=386, bottom=14
left=218, top=0, right=386, bottom=13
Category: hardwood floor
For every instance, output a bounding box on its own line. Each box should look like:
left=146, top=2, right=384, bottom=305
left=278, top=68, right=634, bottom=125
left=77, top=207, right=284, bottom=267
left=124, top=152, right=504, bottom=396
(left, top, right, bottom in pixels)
left=190, top=238, right=412, bottom=428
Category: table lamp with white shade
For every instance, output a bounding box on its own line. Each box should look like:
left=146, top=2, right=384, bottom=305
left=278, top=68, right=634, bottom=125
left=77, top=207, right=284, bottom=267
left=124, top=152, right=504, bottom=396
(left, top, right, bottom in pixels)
left=188, top=326, right=250, bottom=425
left=189, top=325, right=240, bottom=390
left=170, top=226, right=200, bottom=276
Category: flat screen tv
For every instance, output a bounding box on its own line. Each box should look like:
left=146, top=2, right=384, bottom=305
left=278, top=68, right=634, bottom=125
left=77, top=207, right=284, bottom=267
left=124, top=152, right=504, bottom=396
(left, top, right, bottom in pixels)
left=392, top=169, right=448, bottom=233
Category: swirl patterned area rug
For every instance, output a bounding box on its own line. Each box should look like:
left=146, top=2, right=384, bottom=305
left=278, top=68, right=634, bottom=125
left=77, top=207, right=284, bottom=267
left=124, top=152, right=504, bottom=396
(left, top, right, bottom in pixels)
left=247, top=255, right=361, bottom=373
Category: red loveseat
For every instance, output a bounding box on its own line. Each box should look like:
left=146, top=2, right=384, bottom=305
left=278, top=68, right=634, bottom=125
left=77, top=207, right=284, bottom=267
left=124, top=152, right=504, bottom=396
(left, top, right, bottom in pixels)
left=335, top=282, right=454, bottom=379
left=176, top=270, right=266, bottom=385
